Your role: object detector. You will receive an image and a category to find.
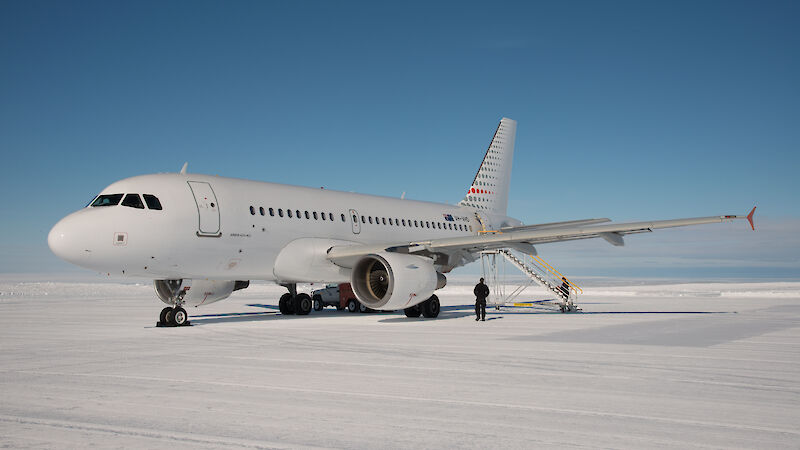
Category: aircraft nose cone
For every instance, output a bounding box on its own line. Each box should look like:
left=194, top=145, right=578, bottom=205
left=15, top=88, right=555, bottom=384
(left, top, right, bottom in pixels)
left=48, top=214, right=90, bottom=264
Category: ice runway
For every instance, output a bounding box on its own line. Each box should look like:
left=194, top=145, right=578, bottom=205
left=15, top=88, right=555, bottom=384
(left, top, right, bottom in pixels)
left=1, top=280, right=798, bottom=449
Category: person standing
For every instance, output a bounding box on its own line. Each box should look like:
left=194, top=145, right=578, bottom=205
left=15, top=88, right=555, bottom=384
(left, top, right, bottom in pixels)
left=559, top=277, right=570, bottom=299
left=474, top=277, right=489, bottom=321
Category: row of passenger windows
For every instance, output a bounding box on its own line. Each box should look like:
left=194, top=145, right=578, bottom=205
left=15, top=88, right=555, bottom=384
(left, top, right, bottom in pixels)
left=90, top=193, right=163, bottom=210
left=249, top=206, right=472, bottom=232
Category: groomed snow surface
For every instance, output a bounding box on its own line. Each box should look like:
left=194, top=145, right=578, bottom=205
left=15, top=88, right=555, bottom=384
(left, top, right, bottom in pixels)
left=1, top=279, right=798, bottom=449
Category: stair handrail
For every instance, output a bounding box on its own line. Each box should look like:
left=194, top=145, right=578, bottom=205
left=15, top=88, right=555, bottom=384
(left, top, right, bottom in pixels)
left=526, top=253, right=583, bottom=295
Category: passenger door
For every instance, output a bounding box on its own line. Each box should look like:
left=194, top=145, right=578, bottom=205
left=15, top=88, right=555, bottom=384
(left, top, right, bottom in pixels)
left=349, top=209, right=360, bottom=234
left=188, top=181, right=221, bottom=236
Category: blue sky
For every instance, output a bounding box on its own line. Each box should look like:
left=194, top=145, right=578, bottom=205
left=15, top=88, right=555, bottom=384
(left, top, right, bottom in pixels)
left=1, top=0, right=798, bottom=278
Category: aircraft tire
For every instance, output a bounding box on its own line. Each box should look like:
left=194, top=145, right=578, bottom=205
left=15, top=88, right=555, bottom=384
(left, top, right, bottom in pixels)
left=162, top=307, right=175, bottom=325
left=279, top=293, right=294, bottom=315
left=404, top=305, right=421, bottom=318
left=172, top=307, right=188, bottom=326
left=159, top=307, right=173, bottom=325
left=421, top=295, right=440, bottom=318
left=295, top=293, right=312, bottom=315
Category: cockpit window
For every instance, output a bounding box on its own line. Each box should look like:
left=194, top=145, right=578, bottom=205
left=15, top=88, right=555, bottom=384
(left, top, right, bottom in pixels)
left=143, top=194, right=162, bottom=210
left=121, top=194, right=145, bottom=209
left=91, top=194, right=124, bottom=207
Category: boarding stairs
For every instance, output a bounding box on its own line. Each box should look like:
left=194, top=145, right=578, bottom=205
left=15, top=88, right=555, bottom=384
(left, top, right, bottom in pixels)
left=475, top=213, right=581, bottom=313
left=498, top=250, right=580, bottom=312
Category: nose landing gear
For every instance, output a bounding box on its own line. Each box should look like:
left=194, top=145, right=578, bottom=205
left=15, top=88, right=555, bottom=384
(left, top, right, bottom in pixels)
left=157, top=305, right=190, bottom=327
left=155, top=281, right=192, bottom=327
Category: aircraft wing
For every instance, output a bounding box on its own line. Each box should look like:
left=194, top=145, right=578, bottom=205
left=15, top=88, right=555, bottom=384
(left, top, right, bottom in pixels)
left=326, top=208, right=756, bottom=268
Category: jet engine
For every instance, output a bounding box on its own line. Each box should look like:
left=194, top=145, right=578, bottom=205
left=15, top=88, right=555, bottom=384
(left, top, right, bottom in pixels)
left=154, top=279, right=249, bottom=307
left=351, top=252, right=445, bottom=310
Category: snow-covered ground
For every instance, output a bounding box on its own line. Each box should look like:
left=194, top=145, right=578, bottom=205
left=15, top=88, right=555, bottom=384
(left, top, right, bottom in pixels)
left=1, top=279, right=798, bottom=448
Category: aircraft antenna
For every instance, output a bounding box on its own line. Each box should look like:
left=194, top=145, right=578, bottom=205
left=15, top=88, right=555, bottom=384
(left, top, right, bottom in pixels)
left=180, top=162, right=188, bottom=175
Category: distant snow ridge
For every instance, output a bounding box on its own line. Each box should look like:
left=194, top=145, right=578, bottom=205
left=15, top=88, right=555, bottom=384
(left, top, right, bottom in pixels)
left=587, top=282, right=800, bottom=298
left=0, top=282, right=151, bottom=298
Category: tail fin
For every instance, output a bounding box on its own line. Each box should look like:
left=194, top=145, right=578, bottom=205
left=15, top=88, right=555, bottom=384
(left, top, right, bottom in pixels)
left=458, top=117, right=516, bottom=215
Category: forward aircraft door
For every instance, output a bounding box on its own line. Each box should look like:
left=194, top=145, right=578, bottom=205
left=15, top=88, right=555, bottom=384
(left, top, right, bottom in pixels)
left=188, top=181, right=221, bottom=237
left=349, top=209, right=360, bottom=234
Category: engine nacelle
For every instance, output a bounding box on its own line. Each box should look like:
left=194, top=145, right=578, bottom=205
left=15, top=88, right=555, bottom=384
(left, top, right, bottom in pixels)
left=154, top=279, right=249, bottom=307
left=351, top=252, right=443, bottom=310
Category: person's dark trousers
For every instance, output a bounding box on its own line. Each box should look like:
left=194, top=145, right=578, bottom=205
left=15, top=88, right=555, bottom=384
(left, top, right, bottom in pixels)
left=475, top=300, right=486, bottom=320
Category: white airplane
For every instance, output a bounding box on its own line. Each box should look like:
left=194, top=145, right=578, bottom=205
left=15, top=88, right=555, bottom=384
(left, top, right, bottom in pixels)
left=48, top=118, right=756, bottom=326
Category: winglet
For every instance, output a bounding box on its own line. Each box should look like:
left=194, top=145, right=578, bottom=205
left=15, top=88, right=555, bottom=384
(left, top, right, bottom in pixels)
left=746, top=206, right=756, bottom=231
left=180, top=162, right=188, bottom=175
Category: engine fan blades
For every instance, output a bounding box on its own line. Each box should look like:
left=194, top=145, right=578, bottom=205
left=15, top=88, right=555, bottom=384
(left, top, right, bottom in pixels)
left=367, top=265, right=389, bottom=299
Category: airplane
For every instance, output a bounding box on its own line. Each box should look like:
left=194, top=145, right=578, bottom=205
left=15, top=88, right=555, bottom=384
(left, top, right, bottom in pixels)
left=47, top=118, right=756, bottom=326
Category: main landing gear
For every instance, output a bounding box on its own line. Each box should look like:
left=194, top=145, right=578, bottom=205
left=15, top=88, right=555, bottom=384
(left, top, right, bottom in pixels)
left=403, top=294, right=440, bottom=318
left=278, top=284, right=312, bottom=316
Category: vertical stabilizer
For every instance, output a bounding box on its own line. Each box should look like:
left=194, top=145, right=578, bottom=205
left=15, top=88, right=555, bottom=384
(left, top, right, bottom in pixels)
left=459, top=117, right=516, bottom=215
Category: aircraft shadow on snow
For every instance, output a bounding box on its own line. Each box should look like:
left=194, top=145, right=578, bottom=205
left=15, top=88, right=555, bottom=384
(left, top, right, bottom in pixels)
left=182, top=303, right=731, bottom=326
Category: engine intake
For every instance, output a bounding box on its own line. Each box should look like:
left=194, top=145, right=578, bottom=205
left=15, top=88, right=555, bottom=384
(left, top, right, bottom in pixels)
left=351, top=252, right=442, bottom=310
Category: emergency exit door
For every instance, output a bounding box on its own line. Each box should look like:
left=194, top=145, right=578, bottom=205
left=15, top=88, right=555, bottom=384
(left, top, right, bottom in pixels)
left=188, top=181, right=221, bottom=236
left=349, top=209, right=360, bottom=234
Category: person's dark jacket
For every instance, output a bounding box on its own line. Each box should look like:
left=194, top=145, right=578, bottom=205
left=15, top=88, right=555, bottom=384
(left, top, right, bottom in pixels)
left=474, top=282, right=489, bottom=302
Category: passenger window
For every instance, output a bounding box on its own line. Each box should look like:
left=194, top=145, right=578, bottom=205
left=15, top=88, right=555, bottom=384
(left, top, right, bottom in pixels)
left=341, top=214, right=346, bottom=222
left=329, top=213, right=334, bottom=221
left=91, top=193, right=124, bottom=207
left=414, top=220, right=418, bottom=227
left=250, top=206, right=255, bottom=215
left=321, top=212, right=326, bottom=221
left=122, top=194, right=145, bottom=209
left=296, top=210, right=301, bottom=219
left=313, top=212, right=318, bottom=220
left=278, top=209, right=284, bottom=217
left=388, top=218, right=393, bottom=225
left=305, top=211, right=310, bottom=219
left=143, top=194, right=162, bottom=210
left=382, top=218, right=386, bottom=225
left=362, top=215, right=366, bottom=223
left=402, top=219, right=406, bottom=226
left=352, top=214, right=358, bottom=223
left=288, top=210, right=293, bottom=218
left=426, top=221, right=430, bottom=228
left=368, top=216, right=373, bottom=224
left=269, top=208, right=275, bottom=216
left=259, top=207, right=265, bottom=216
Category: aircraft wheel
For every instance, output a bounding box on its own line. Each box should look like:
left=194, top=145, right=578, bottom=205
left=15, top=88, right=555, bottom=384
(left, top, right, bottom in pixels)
left=295, top=293, right=312, bottom=315
left=421, top=294, right=440, bottom=318
left=279, top=293, right=294, bottom=315
left=404, top=305, right=421, bottom=318
left=312, top=295, right=323, bottom=311
left=346, top=299, right=359, bottom=313
left=172, top=307, right=188, bottom=326
left=159, top=307, right=173, bottom=325
left=162, top=307, right=175, bottom=326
